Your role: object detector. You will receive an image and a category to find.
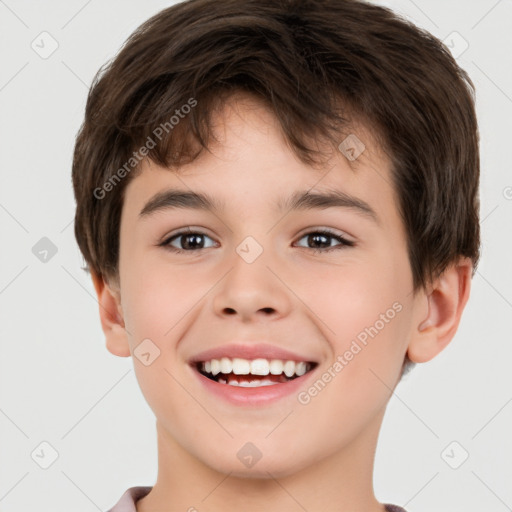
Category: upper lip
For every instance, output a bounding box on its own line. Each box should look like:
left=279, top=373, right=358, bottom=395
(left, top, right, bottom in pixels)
left=189, top=343, right=318, bottom=364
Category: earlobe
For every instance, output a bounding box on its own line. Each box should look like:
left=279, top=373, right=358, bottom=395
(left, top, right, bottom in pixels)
left=407, top=258, right=473, bottom=363
left=91, top=270, right=131, bottom=358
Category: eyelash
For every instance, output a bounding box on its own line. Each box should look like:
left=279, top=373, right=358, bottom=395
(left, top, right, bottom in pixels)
left=159, top=228, right=355, bottom=254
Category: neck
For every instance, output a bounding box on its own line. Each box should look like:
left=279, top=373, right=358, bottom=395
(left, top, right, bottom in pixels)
left=137, top=408, right=388, bottom=512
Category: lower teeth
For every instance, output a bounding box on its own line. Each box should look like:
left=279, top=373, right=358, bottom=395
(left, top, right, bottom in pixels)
left=218, top=378, right=279, bottom=387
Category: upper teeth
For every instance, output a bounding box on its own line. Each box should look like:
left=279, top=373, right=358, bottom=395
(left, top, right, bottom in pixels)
left=201, top=358, right=310, bottom=377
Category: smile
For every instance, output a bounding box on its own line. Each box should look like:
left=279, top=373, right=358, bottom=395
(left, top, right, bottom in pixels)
left=189, top=356, right=320, bottom=405
left=196, top=357, right=316, bottom=387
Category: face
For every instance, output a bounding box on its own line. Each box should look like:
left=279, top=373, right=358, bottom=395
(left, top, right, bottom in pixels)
left=112, top=94, right=422, bottom=477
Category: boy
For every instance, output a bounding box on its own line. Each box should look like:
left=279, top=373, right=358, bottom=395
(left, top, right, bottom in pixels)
left=71, top=0, right=480, bottom=510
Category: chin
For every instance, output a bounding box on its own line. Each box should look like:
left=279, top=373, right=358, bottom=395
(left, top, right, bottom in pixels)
left=201, top=448, right=313, bottom=479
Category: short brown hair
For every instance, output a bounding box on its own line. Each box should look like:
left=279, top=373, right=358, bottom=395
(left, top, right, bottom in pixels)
left=72, top=0, right=480, bottom=297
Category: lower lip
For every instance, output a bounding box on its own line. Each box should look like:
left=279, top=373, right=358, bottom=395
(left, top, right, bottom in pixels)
left=190, top=365, right=317, bottom=406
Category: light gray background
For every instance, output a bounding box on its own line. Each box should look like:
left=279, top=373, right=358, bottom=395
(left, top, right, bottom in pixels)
left=0, top=1, right=511, bottom=511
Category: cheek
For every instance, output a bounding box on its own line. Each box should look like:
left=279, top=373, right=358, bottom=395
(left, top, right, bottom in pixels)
left=300, top=254, right=404, bottom=333
left=120, top=250, right=207, bottom=341
left=302, top=247, right=411, bottom=379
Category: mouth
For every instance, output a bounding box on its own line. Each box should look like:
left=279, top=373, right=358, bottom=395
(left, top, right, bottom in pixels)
left=193, top=357, right=319, bottom=388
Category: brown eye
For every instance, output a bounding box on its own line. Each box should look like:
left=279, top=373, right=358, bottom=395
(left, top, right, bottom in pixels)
left=161, top=231, right=216, bottom=252
left=295, top=230, right=354, bottom=252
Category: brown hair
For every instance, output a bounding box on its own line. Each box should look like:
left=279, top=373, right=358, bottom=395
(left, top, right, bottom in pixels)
left=72, top=0, right=480, bottom=317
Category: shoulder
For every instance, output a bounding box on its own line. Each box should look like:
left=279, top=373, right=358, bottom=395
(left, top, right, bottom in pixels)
left=105, top=486, right=152, bottom=512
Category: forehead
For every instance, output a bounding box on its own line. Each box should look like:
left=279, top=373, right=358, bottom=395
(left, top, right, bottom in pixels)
left=123, top=93, right=399, bottom=231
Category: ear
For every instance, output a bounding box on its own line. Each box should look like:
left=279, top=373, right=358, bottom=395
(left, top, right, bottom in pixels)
left=91, top=270, right=131, bottom=358
left=407, top=257, right=473, bottom=363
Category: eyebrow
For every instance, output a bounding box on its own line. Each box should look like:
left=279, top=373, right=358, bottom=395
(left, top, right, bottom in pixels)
left=139, top=188, right=379, bottom=224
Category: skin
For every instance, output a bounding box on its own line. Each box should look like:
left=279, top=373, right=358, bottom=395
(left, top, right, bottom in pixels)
left=92, top=93, right=472, bottom=512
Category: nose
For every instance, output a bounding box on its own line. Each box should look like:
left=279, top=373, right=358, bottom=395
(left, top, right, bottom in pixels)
left=212, top=252, right=292, bottom=323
